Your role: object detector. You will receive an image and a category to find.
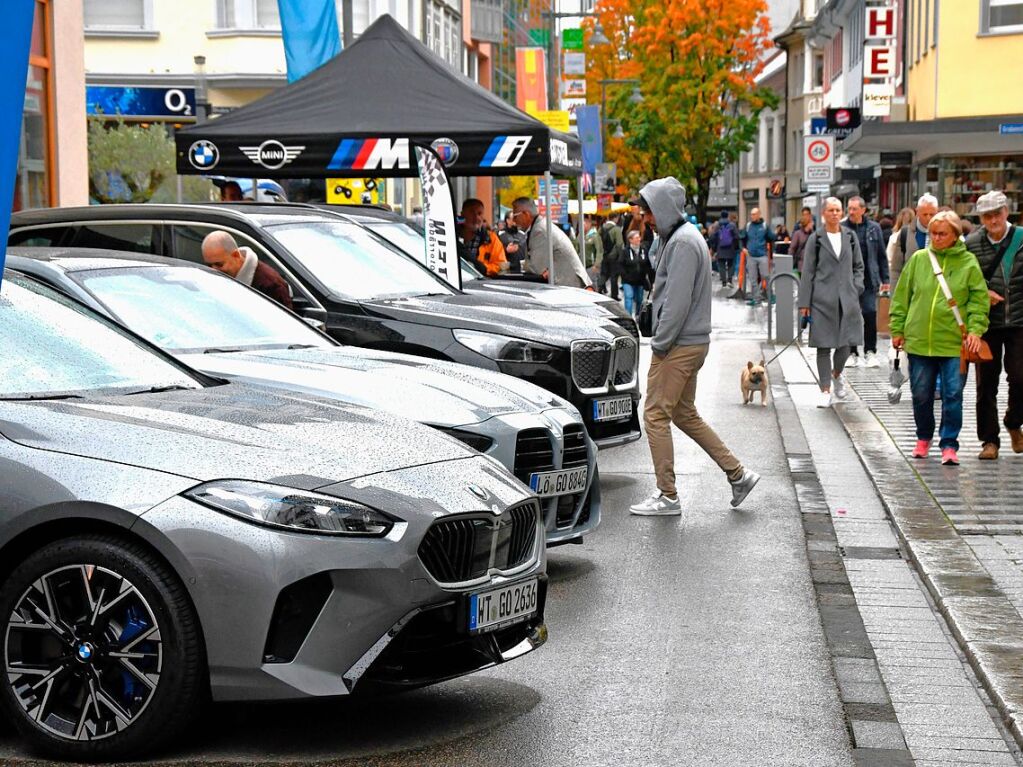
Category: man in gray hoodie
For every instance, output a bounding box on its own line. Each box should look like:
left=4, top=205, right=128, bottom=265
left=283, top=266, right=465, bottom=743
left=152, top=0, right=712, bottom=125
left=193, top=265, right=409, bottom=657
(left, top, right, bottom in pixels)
left=629, top=177, right=760, bottom=515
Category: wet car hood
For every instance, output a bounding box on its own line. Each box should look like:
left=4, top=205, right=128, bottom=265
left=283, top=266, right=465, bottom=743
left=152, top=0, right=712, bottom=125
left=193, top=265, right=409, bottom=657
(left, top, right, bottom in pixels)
left=0, top=383, right=474, bottom=488
left=177, top=346, right=572, bottom=428
left=465, top=278, right=617, bottom=312
left=364, top=290, right=627, bottom=347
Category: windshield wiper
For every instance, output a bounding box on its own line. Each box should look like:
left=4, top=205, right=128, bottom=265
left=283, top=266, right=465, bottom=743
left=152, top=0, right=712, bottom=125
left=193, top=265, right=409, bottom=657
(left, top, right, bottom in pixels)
left=1, top=393, right=84, bottom=402
left=287, top=344, right=319, bottom=350
left=202, top=347, right=246, bottom=354
left=124, top=385, right=195, bottom=396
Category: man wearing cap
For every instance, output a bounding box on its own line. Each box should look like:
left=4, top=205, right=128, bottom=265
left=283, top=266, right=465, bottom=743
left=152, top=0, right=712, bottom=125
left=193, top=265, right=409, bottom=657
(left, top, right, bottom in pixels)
left=967, top=191, right=1023, bottom=459
left=628, top=176, right=760, bottom=516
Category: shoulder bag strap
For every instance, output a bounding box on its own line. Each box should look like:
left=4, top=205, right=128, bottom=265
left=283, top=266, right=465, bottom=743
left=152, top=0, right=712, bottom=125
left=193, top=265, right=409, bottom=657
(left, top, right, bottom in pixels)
left=928, top=249, right=967, bottom=336
left=1003, top=226, right=1023, bottom=280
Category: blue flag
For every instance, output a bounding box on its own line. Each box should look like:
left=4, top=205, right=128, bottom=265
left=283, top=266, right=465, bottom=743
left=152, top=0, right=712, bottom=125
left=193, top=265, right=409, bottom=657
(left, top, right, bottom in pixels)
left=0, top=0, right=35, bottom=285
left=575, top=105, right=603, bottom=177
left=277, top=0, right=342, bottom=83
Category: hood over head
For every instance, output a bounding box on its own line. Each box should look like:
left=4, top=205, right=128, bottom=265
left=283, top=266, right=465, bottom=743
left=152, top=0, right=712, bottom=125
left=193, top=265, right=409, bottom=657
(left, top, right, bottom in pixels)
left=639, top=177, right=687, bottom=240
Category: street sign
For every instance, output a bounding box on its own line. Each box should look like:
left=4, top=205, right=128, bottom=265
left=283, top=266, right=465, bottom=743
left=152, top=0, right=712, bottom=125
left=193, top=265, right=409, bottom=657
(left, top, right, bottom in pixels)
left=562, top=28, right=584, bottom=50
left=806, top=184, right=830, bottom=194
left=529, top=109, right=570, bottom=132
left=803, top=135, right=835, bottom=186
left=563, top=52, right=586, bottom=76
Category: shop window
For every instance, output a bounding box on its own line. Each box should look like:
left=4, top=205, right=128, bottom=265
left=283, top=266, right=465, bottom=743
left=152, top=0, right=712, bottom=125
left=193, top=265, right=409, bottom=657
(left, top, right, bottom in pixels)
left=216, top=0, right=281, bottom=30
left=84, top=0, right=151, bottom=30
left=983, top=0, right=1023, bottom=33
left=939, top=156, right=1023, bottom=218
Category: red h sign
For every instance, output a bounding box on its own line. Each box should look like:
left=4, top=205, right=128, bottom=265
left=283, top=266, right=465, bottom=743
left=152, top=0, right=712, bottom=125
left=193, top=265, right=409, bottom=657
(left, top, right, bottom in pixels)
left=866, top=6, right=896, bottom=38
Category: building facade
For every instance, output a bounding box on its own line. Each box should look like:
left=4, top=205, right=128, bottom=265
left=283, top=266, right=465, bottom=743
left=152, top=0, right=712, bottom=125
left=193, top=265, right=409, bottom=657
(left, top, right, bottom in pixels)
left=739, top=52, right=788, bottom=227
left=15, top=0, right=88, bottom=212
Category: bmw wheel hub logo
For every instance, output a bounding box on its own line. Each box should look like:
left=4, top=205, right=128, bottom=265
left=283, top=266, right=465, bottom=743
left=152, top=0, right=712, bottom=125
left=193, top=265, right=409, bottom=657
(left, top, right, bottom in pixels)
left=431, top=138, right=459, bottom=167
left=75, top=642, right=95, bottom=662
left=188, top=140, right=220, bottom=170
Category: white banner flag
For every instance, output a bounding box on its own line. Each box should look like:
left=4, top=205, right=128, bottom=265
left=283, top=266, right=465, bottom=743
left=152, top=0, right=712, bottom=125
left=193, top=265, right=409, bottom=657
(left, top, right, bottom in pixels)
left=415, top=146, right=461, bottom=290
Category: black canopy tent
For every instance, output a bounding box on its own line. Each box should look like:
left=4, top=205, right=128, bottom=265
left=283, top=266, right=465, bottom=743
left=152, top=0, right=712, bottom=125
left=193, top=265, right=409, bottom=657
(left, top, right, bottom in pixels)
left=174, top=14, right=588, bottom=281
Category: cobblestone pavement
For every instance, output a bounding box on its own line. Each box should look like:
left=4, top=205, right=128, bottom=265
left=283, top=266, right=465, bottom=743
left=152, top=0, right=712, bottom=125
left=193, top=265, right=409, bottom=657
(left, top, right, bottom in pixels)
left=773, top=348, right=1022, bottom=766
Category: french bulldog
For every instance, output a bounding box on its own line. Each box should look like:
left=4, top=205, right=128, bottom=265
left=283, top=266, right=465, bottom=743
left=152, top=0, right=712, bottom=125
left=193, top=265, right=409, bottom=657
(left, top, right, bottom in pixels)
left=741, top=359, right=769, bottom=406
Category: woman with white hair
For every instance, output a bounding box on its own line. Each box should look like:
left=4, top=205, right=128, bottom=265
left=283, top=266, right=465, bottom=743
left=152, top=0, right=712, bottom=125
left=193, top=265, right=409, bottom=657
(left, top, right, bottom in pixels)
left=798, top=197, right=865, bottom=408
left=888, top=210, right=990, bottom=466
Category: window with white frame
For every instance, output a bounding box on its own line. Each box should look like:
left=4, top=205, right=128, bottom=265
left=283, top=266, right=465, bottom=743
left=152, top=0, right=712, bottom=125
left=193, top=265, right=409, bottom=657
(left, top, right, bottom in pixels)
left=84, top=0, right=150, bottom=29
left=216, top=0, right=281, bottom=30
left=425, top=0, right=462, bottom=71
left=983, top=0, right=1023, bottom=33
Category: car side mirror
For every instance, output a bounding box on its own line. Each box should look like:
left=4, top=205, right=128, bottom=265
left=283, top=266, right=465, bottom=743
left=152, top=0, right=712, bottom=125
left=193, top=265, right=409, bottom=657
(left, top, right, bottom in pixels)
left=300, top=307, right=328, bottom=333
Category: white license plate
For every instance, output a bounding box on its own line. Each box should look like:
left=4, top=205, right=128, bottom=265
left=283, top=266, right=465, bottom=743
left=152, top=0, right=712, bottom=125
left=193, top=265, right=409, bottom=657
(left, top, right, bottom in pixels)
left=529, top=466, right=588, bottom=496
left=468, top=578, right=539, bottom=633
left=593, top=395, right=633, bottom=422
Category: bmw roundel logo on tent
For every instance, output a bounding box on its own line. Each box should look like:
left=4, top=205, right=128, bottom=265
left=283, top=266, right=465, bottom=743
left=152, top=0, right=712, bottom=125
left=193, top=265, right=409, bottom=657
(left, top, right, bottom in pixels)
left=430, top=138, right=459, bottom=166
left=188, top=140, right=220, bottom=170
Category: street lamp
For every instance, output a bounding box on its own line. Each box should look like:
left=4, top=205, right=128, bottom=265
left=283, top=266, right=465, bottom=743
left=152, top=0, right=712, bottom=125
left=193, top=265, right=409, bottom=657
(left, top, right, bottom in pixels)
left=598, top=78, right=642, bottom=153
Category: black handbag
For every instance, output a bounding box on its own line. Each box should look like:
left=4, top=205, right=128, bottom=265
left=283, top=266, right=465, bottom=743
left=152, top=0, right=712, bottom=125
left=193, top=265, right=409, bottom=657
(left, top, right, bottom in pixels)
left=637, top=300, right=653, bottom=337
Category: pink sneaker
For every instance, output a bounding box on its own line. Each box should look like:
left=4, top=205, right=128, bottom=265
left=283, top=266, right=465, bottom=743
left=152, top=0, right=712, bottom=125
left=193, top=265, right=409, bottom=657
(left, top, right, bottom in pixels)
left=941, top=448, right=959, bottom=466
left=912, top=439, right=931, bottom=458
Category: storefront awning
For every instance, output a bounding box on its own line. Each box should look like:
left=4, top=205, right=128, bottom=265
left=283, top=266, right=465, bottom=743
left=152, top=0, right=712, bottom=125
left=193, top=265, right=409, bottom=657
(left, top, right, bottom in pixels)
left=842, top=114, right=1023, bottom=160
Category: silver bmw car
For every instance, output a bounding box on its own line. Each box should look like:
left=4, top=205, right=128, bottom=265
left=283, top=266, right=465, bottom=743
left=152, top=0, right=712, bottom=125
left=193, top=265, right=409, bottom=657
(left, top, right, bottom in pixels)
left=8, top=248, right=600, bottom=545
left=0, top=272, right=547, bottom=762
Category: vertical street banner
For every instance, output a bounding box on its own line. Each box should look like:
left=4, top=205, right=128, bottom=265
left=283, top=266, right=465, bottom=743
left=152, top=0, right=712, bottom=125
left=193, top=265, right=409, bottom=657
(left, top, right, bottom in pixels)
left=515, top=47, right=548, bottom=114
left=277, top=0, right=342, bottom=82
left=575, top=105, right=603, bottom=176
left=0, top=0, right=36, bottom=284
left=415, top=146, right=461, bottom=290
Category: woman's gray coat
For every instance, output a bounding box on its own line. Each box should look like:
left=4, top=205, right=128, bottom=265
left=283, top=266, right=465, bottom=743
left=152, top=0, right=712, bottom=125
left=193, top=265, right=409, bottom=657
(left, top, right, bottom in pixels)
left=798, top=227, right=865, bottom=348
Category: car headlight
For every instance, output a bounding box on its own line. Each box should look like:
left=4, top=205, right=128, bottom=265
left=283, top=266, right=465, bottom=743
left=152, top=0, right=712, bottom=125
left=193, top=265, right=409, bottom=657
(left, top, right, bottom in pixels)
left=184, top=480, right=394, bottom=537
left=429, top=426, right=495, bottom=453
left=453, top=329, right=557, bottom=363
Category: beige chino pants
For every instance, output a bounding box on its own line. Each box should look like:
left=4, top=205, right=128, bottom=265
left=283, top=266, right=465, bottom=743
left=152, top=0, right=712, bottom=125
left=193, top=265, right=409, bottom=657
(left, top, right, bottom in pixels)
left=644, top=344, right=742, bottom=497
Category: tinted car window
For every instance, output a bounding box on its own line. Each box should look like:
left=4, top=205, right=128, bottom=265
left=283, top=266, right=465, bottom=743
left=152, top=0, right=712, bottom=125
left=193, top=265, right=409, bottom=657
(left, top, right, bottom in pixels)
left=366, top=221, right=481, bottom=283
left=70, top=223, right=158, bottom=254
left=171, top=224, right=210, bottom=264
left=265, top=220, right=455, bottom=301
left=73, top=266, right=330, bottom=354
left=8, top=226, right=75, bottom=247
left=0, top=274, right=200, bottom=398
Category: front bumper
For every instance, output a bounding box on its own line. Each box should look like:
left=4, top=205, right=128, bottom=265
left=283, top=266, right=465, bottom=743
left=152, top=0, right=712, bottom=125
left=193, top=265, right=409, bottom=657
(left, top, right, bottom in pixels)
left=137, top=459, right=546, bottom=702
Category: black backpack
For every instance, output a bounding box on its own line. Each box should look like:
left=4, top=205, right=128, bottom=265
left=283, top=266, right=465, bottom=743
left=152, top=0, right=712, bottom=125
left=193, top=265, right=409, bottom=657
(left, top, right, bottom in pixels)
left=599, top=225, right=617, bottom=260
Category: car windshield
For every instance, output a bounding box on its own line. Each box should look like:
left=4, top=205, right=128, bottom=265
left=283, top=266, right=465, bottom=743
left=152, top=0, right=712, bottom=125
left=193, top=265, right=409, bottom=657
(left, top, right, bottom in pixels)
left=0, top=273, right=201, bottom=399
left=265, top=220, right=456, bottom=301
left=72, top=266, right=332, bottom=354
left=365, top=221, right=482, bottom=283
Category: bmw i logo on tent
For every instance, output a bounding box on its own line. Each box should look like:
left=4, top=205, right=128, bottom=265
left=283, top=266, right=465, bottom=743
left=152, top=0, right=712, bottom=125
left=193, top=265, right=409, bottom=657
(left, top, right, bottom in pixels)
left=430, top=138, right=459, bottom=166
left=188, top=140, right=220, bottom=170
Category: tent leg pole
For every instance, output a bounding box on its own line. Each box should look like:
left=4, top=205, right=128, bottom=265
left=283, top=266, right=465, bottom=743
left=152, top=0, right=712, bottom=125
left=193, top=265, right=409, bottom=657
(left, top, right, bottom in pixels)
left=545, top=171, right=554, bottom=286
left=577, top=174, right=585, bottom=277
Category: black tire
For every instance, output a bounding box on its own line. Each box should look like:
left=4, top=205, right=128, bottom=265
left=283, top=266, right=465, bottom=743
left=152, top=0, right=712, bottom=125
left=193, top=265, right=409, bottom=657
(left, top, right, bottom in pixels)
left=0, top=535, right=205, bottom=762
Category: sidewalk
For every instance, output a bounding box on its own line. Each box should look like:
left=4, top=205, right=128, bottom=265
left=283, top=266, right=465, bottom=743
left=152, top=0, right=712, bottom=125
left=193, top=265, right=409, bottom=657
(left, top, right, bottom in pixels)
left=775, top=338, right=1023, bottom=762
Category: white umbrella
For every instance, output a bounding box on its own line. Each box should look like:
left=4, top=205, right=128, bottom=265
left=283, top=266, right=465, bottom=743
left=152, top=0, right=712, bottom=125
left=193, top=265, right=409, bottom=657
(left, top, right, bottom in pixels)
left=888, top=346, right=908, bottom=404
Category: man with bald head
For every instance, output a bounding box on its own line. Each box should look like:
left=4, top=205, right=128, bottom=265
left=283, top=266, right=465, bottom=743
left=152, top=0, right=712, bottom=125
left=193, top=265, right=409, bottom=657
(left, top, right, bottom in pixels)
left=201, top=230, right=293, bottom=309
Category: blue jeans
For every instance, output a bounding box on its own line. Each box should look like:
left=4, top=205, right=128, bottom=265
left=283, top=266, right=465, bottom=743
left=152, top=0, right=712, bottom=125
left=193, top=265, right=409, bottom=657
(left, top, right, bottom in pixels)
left=908, top=354, right=965, bottom=450
left=623, top=283, right=644, bottom=316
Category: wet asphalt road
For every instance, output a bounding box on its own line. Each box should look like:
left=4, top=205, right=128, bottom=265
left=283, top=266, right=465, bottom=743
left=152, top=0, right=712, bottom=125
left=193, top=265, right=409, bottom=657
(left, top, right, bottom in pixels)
left=0, top=297, right=856, bottom=767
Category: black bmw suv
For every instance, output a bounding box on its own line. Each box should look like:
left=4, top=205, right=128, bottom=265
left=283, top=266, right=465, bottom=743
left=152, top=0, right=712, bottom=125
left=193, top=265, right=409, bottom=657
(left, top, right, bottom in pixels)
left=10, top=204, right=641, bottom=448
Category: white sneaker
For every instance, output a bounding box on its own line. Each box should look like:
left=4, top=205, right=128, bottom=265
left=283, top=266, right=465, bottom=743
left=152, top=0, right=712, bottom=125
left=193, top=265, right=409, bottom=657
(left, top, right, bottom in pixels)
left=864, top=351, right=880, bottom=368
left=847, top=355, right=862, bottom=368
left=730, top=469, right=761, bottom=508
left=817, top=390, right=833, bottom=408
left=832, top=374, right=848, bottom=400
left=629, top=493, right=682, bottom=516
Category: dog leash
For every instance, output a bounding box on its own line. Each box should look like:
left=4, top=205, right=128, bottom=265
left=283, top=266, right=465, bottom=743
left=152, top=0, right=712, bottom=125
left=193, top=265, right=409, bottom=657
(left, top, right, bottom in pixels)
left=763, top=331, right=804, bottom=367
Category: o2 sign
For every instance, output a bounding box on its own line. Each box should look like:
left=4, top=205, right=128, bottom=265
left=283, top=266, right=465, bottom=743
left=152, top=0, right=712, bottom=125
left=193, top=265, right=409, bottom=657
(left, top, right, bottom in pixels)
left=86, top=86, right=197, bottom=120
left=163, top=89, right=192, bottom=116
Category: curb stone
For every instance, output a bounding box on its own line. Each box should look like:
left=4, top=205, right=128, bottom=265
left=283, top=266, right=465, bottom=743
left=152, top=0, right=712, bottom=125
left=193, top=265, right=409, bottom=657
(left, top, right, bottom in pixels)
left=812, top=365, right=1023, bottom=753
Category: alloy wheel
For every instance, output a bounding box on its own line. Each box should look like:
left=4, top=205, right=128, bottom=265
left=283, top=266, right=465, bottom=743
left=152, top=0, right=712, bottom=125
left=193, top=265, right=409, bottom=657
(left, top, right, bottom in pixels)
left=4, top=564, right=163, bottom=742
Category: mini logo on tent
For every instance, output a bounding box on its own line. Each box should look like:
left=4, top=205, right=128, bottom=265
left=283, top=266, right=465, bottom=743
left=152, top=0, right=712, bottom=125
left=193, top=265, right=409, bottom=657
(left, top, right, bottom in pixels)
left=430, top=138, right=459, bottom=166
left=480, top=136, right=532, bottom=168
left=240, top=140, right=305, bottom=170
left=328, top=138, right=410, bottom=171
left=188, top=140, right=220, bottom=170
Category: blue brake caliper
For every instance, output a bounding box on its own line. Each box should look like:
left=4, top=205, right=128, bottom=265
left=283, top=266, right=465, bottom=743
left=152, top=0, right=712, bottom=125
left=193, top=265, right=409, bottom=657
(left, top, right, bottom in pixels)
left=117, top=605, right=149, bottom=706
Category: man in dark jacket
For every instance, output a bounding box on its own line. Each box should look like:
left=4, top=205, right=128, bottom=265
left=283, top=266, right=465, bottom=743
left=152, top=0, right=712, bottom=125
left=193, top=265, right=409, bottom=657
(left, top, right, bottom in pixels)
left=498, top=210, right=527, bottom=273
left=628, top=177, right=759, bottom=516
left=842, top=196, right=890, bottom=368
left=790, top=206, right=815, bottom=272
left=201, top=230, right=293, bottom=310
left=708, top=210, right=740, bottom=287
left=967, top=191, right=1023, bottom=459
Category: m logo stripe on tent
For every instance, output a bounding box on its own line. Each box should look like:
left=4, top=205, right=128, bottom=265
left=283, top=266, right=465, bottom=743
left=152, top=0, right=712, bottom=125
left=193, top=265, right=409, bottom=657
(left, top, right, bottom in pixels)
left=353, top=139, right=378, bottom=169
left=328, top=138, right=359, bottom=170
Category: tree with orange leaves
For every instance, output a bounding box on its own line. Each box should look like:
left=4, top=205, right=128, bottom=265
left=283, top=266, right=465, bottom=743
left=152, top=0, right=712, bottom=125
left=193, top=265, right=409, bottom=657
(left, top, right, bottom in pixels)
left=584, top=0, right=776, bottom=222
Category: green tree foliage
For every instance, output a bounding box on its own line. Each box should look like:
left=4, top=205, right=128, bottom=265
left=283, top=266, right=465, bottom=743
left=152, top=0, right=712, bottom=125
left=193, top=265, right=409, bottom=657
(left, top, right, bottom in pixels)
left=87, top=117, right=213, bottom=204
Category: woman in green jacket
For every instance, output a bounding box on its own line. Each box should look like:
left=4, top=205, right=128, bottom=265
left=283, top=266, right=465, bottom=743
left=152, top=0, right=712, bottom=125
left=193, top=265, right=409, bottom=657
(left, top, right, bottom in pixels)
left=889, top=211, right=989, bottom=465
